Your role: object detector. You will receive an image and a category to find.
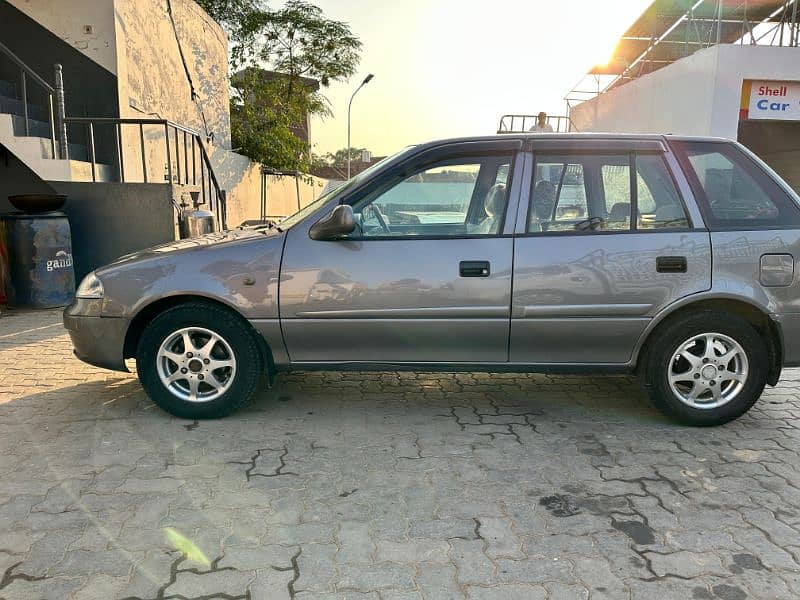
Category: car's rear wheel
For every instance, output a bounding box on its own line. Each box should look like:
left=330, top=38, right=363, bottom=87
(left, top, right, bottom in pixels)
left=136, top=303, right=262, bottom=418
left=645, top=310, right=768, bottom=426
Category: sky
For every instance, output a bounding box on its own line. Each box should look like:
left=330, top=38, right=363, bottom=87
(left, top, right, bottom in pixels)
left=294, top=0, right=654, bottom=157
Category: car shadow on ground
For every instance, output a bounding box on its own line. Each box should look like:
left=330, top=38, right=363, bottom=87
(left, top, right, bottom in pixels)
left=4, top=370, right=678, bottom=430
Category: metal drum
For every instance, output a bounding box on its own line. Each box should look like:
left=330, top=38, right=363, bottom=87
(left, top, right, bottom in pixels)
left=179, top=208, right=216, bottom=239
left=1, top=212, right=75, bottom=308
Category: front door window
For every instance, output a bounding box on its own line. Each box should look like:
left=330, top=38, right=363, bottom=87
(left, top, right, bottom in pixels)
left=351, top=154, right=512, bottom=238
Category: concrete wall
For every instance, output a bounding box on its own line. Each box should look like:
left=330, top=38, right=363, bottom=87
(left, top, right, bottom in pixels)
left=114, top=0, right=231, bottom=149
left=51, top=181, right=176, bottom=279
left=4, top=0, right=233, bottom=182
left=571, top=46, right=720, bottom=136
left=6, top=0, right=118, bottom=74
left=0, top=145, right=57, bottom=213
left=210, top=147, right=328, bottom=227
left=0, top=1, right=120, bottom=150
left=570, top=45, right=800, bottom=140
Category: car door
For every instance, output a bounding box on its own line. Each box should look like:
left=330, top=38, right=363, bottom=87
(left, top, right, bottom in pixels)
left=280, top=139, right=524, bottom=364
left=510, top=138, right=712, bottom=364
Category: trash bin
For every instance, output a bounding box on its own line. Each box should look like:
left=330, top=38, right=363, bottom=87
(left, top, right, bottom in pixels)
left=1, top=212, right=75, bottom=308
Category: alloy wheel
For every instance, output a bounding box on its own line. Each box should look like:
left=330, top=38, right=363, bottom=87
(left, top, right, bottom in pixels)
left=668, top=332, right=748, bottom=410
left=156, top=327, right=237, bottom=403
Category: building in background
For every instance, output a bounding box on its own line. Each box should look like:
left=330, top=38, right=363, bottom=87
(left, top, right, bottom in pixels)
left=0, top=0, right=326, bottom=280
left=564, top=0, right=800, bottom=193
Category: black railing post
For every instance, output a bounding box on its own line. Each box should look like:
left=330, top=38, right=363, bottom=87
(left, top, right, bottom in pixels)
left=164, top=124, right=172, bottom=183
left=139, top=123, right=147, bottom=183
left=48, top=95, right=56, bottom=158
left=54, top=64, right=68, bottom=159
left=174, top=127, right=181, bottom=183
left=87, top=121, right=97, bottom=182
left=20, top=69, right=29, bottom=136
left=115, top=122, right=125, bottom=182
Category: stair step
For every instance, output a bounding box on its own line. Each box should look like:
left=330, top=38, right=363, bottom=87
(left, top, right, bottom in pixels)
left=10, top=114, right=52, bottom=139
left=0, top=94, right=45, bottom=121
left=15, top=135, right=89, bottom=162
left=0, top=79, right=15, bottom=98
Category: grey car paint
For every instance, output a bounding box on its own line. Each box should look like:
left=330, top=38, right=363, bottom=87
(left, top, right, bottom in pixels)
left=63, top=133, right=800, bottom=380
left=279, top=140, right=525, bottom=363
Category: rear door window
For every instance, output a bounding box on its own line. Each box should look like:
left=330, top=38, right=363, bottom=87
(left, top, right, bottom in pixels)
left=671, top=141, right=800, bottom=229
left=529, top=152, right=688, bottom=233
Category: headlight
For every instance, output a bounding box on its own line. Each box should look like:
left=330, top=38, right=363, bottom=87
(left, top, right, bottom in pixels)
left=76, top=272, right=104, bottom=299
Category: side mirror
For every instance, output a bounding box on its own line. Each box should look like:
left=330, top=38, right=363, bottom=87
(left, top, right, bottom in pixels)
left=309, top=204, right=356, bottom=240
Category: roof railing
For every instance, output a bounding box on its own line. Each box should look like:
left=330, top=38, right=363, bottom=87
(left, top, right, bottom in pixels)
left=497, top=115, right=578, bottom=134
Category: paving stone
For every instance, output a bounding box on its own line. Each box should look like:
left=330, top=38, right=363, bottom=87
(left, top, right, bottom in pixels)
left=4, top=310, right=800, bottom=598
left=478, top=516, right=524, bottom=559
left=294, top=544, right=337, bottom=593
left=375, top=539, right=450, bottom=563
left=450, top=539, right=495, bottom=585
left=465, top=583, right=547, bottom=600
left=336, top=563, right=416, bottom=592
left=645, top=550, right=727, bottom=579
left=337, top=521, right=374, bottom=563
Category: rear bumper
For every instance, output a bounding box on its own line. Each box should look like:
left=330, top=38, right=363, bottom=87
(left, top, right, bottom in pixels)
left=63, top=301, right=129, bottom=372
left=774, top=313, right=800, bottom=368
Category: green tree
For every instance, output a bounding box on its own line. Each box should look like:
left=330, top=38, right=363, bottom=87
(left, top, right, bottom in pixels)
left=194, top=0, right=263, bottom=58
left=200, top=0, right=362, bottom=172
left=231, top=69, right=328, bottom=172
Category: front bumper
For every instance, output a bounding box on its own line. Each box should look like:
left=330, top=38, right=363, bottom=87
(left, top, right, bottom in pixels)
left=63, top=300, right=130, bottom=372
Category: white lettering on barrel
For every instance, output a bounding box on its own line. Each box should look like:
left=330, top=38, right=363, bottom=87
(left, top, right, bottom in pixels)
left=47, top=251, right=73, bottom=272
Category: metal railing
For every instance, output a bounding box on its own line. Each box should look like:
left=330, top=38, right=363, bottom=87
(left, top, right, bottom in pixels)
left=0, top=46, right=227, bottom=229
left=63, top=117, right=227, bottom=229
left=0, top=41, right=65, bottom=159
left=497, top=114, right=577, bottom=134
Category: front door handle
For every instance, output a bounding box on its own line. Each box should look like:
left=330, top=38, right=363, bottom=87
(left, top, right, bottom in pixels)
left=656, top=256, right=687, bottom=273
left=460, top=260, right=491, bottom=278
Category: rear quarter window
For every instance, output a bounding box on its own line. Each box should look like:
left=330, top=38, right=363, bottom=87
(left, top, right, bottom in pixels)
left=671, top=140, right=800, bottom=230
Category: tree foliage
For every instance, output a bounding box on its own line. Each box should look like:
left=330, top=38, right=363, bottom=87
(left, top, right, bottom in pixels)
left=195, top=0, right=263, bottom=53
left=315, top=147, right=369, bottom=168
left=231, top=70, right=328, bottom=172
left=198, top=0, right=363, bottom=172
left=235, top=1, right=362, bottom=83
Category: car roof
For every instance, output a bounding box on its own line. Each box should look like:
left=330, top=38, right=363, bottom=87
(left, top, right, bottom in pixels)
left=412, top=132, right=734, bottom=150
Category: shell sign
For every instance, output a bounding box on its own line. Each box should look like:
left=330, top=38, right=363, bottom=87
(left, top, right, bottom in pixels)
left=741, top=80, right=800, bottom=121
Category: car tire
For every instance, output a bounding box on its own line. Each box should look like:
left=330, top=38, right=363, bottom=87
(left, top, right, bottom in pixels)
left=136, top=302, right=262, bottom=419
left=644, top=310, right=768, bottom=426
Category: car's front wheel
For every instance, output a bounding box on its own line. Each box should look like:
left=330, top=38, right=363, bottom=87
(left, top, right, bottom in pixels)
left=645, top=310, right=768, bottom=426
left=136, top=302, right=262, bottom=418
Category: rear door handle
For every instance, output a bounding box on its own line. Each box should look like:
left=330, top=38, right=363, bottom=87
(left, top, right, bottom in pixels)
left=460, top=260, right=490, bottom=278
left=656, top=256, right=687, bottom=273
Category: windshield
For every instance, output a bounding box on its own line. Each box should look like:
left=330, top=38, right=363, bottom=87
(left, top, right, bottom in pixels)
left=278, top=147, right=416, bottom=230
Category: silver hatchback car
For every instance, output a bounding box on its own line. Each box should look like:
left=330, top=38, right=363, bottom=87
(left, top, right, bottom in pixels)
left=64, top=134, right=800, bottom=426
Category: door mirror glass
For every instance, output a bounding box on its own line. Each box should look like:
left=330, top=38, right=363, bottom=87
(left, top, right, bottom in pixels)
left=309, top=204, right=356, bottom=240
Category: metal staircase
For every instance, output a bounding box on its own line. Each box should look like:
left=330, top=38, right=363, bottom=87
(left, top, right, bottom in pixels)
left=0, top=42, right=113, bottom=182
left=0, top=41, right=227, bottom=229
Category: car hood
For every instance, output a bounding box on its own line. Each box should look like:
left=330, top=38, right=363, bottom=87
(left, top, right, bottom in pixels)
left=97, top=225, right=284, bottom=272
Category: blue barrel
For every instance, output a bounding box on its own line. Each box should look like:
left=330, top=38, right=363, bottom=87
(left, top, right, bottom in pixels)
left=1, top=212, right=75, bottom=308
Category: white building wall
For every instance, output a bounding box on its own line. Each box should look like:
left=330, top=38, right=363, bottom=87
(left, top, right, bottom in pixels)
left=709, top=45, right=800, bottom=138
left=570, top=45, right=800, bottom=139
left=6, top=0, right=118, bottom=74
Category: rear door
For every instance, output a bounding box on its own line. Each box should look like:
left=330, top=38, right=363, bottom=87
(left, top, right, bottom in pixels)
left=510, top=138, right=712, bottom=364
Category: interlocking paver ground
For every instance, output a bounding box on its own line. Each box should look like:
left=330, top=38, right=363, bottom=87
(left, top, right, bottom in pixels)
left=3, top=308, right=800, bottom=599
